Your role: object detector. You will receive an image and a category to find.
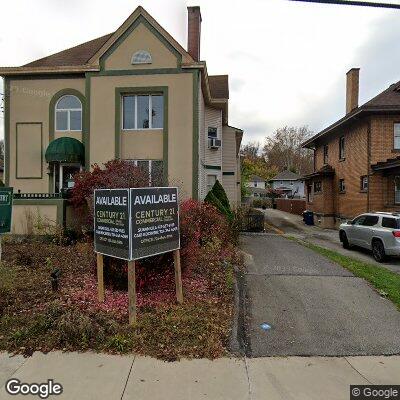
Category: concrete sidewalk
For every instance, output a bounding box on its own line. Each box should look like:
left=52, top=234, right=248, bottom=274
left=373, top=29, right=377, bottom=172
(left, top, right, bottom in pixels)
left=1, top=352, right=399, bottom=400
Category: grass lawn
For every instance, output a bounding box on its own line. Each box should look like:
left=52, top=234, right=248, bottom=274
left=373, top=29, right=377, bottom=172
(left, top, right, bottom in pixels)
left=292, top=238, right=400, bottom=309
left=0, top=239, right=239, bottom=360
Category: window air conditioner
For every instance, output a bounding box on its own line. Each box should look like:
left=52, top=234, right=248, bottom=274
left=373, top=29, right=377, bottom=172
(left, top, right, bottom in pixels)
left=208, top=138, right=221, bottom=149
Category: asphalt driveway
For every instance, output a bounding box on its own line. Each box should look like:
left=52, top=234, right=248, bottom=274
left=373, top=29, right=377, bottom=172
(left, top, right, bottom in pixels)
left=262, top=208, right=400, bottom=275
left=240, top=234, right=400, bottom=357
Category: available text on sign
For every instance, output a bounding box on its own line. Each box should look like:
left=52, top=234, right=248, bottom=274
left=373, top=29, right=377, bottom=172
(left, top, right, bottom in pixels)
left=131, top=187, right=179, bottom=260
left=94, top=187, right=180, bottom=260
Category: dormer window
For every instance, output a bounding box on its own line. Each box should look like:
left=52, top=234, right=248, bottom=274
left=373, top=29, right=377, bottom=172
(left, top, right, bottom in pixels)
left=131, top=50, right=152, bottom=65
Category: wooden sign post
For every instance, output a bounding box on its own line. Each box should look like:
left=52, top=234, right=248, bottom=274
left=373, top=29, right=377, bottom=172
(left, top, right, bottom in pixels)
left=97, top=253, right=105, bottom=302
left=128, top=260, right=137, bottom=324
left=173, top=249, right=183, bottom=304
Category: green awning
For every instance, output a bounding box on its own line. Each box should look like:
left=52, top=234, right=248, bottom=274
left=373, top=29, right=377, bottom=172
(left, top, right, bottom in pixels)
left=45, top=137, right=84, bottom=164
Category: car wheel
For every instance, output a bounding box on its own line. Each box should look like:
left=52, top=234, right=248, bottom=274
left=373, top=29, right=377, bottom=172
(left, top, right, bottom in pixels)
left=340, top=231, right=350, bottom=249
left=372, top=240, right=386, bottom=262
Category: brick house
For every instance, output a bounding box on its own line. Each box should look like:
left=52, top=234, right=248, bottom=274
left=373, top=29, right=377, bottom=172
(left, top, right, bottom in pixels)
left=303, top=68, right=400, bottom=228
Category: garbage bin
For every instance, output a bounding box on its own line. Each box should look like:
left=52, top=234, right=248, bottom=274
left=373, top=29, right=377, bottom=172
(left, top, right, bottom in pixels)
left=303, top=210, right=314, bottom=226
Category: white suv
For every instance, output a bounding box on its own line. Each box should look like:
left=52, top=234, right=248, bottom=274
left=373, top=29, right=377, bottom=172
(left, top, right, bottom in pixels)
left=339, top=212, right=400, bottom=262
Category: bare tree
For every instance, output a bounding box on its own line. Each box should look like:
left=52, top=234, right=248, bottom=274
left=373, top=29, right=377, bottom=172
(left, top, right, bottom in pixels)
left=263, top=126, right=313, bottom=174
left=240, top=141, right=260, bottom=160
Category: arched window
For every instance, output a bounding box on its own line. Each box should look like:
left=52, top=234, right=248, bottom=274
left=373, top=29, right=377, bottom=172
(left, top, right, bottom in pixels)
left=55, top=95, right=82, bottom=131
left=131, top=50, right=152, bottom=64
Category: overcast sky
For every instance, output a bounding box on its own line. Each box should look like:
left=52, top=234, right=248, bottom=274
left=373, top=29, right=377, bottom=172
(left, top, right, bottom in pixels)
left=1, top=0, right=400, bottom=145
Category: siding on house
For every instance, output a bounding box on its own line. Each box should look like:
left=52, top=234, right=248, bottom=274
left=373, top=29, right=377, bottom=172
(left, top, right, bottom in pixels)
left=204, top=107, right=223, bottom=167
left=222, top=125, right=239, bottom=207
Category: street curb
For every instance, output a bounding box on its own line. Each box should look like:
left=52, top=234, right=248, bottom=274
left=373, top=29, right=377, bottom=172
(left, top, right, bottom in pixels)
left=229, top=266, right=250, bottom=357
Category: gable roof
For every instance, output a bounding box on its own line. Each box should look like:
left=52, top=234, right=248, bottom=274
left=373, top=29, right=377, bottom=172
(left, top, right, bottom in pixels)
left=270, top=170, right=301, bottom=181
left=303, top=80, right=400, bottom=148
left=87, top=6, right=194, bottom=66
left=0, top=6, right=232, bottom=123
left=249, top=175, right=265, bottom=182
left=20, top=35, right=227, bottom=99
left=0, top=6, right=194, bottom=74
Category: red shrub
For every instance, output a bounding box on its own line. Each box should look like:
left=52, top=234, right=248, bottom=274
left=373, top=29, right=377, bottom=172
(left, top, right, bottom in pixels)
left=70, top=159, right=149, bottom=225
left=179, top=199, right=232, bottom=270
left=70, top=164, right=235, bottom=296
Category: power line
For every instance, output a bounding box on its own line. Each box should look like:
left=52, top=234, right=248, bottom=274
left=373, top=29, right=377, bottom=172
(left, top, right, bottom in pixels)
left=288, top=0, right=400, bottom=9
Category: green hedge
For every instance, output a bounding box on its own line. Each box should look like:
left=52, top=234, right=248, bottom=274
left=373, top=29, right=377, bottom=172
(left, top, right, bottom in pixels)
left=205, top=180, right=233, bottom=221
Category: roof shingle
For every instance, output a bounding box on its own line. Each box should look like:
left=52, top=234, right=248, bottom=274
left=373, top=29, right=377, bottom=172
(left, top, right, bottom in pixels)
left=23, top=34, right=112, bottom=67
left=271, top=170, right=302, bottom=181
left=208, top=75, right=229, bottom=99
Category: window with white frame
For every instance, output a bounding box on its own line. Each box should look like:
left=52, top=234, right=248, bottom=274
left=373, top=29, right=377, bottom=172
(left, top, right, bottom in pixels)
left=131, top=50, right=152, bottom=65
left=339, top=136, right=345, bottom=159
left=122, top=94, right=163, bottom=130
left=323, top=144, right=329, bottom=164
left=207, top=174, right=217, bottom=193
left=395, top=176, right=400, bottom=204
left=55, top=95, right=82, bottom=131
left=361, top=176, right=368, bottom=192
left=128, top=159, right=164, bottom=186
left=339, top=178, right=346, bottom=193
left=394, top=123, right=400, bottom=150
left=208, top=127, right=218, bottom=139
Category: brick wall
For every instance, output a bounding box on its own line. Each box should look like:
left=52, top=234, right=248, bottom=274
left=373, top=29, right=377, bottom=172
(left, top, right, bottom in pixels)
left=309, top=114, right=400, bottom=221
left=370, top=115, right=400, bottom=165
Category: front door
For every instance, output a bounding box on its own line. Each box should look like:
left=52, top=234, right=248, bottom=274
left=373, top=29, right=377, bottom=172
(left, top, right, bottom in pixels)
left=54, top=163, right=81, bottom=193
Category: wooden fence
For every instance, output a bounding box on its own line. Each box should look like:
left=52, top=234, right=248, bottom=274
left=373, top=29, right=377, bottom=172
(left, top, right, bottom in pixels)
left=276, top=198, right=306, bottom=215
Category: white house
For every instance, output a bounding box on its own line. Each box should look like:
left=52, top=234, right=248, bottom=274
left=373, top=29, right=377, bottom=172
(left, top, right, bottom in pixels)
left=269, top=170, right=305, bottom=198
left=246, top=175, right=268, bottom=198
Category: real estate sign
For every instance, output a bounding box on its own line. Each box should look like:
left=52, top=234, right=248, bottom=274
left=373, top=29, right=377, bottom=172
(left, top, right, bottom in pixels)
left=130, top=187, right=180, bottom=260
left=94, top=189, right=131, bottom=260
left=94, top=187, right=180, bottom=261
left=0, top=188, right=13, bottom=234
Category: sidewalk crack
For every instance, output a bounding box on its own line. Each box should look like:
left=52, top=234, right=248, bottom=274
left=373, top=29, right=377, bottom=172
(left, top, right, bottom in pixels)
left=244, top=356, right=253, bottom=400
left=0, top=355, right=29, bottom=392
left=120, top=355, right=136, bottom=400
left=344, top=357, right=373, bottom=384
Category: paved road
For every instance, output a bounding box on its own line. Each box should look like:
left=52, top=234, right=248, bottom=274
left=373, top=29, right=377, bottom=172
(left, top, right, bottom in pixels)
left=262, top=208, right=400, bottom=275
left=240, top=234, right=400, bottom=357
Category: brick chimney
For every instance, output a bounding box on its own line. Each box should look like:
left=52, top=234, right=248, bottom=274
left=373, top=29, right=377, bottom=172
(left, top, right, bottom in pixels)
left=187, top=6, right=201, bottom=61
left=346, top=68, right=360, bottom=114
